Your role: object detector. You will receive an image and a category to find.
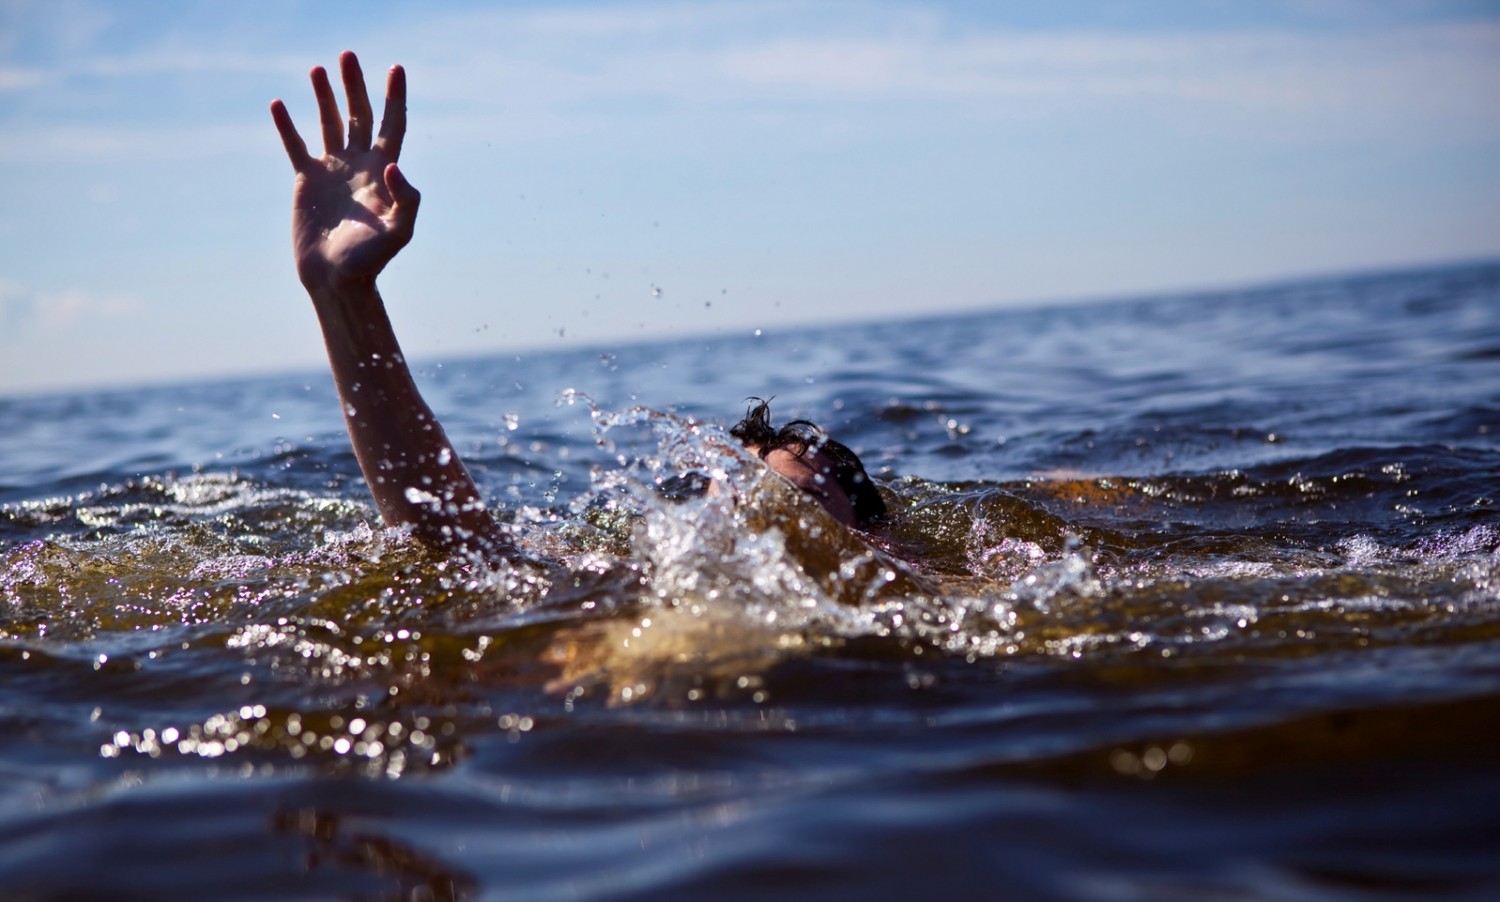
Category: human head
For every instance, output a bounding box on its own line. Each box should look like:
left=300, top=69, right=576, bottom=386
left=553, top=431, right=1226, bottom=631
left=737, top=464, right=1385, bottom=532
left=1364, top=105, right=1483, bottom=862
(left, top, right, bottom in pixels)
left=729, top=399, right=886, bottom=528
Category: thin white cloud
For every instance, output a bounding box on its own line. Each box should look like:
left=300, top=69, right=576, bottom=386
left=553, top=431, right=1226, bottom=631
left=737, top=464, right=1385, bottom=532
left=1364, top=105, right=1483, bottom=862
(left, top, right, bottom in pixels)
left=494, top=0, right=781, bottom=38
left=0, top=0, right=117, bottom=59
left=0, top=49, right=307, bottom=96
left=0, top=279, right=142, bottom=337
left=78, top=49, right=310, bottom=79
left=0, top=66, right=46, bottom=91
left=4, top=4, right=1497, bottom=161
left=0, top=123, right=265, bottom=163
left=401, top=11, right=1500, bottom=132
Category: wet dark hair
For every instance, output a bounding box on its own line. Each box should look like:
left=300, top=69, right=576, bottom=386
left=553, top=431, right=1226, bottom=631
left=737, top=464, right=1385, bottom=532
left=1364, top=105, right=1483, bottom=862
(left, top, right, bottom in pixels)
left=729, top=398, right=887, bottom=526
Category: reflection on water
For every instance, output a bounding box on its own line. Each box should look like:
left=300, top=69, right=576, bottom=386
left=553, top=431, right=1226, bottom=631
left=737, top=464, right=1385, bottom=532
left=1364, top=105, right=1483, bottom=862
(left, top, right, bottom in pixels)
left=1, top=262, right=1498, bottom=898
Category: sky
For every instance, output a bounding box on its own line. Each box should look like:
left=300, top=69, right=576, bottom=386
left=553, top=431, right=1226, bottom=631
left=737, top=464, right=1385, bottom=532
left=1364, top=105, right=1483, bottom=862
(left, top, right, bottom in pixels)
left=1, top=0, right=1497, bottom=396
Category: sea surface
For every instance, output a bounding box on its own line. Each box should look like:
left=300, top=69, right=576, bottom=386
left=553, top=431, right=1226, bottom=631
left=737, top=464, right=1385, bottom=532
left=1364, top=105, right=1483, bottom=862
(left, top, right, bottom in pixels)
left=2, top=261, right=1498, bottom=900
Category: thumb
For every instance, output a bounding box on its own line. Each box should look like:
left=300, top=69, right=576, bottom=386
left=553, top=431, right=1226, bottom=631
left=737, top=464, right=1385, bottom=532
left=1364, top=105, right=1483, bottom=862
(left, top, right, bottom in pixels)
left=385, top=162, right=421, bottom=238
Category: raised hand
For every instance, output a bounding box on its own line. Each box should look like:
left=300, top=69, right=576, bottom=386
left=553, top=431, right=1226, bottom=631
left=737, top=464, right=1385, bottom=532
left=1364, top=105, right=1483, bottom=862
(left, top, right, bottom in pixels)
left=270, top=53, right=508, bottom=556
left=271, top=51, right=418, bottom=293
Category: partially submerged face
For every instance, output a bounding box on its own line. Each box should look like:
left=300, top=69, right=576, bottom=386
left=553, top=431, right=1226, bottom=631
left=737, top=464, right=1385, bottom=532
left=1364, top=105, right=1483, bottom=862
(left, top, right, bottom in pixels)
left=746, top=442, right=858, bottom=526
left=729, top=399, right=886, bottom=529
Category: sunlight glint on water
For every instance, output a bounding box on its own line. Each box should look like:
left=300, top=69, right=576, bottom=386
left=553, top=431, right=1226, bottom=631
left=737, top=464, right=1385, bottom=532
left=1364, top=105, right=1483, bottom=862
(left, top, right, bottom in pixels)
left=1, top=262, right=1498, bottom=899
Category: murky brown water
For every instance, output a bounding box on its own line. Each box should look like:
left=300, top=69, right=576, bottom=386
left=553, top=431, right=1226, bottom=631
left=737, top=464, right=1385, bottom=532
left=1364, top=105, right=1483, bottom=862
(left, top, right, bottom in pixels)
left=3, top=262, right=1498, bottom=899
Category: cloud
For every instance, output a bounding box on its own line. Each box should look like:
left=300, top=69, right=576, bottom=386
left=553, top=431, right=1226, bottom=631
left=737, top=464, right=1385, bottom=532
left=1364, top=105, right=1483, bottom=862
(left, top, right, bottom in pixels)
left=0, top=122, right=265, bottom=163
left=387, top=5, right=1498, bottom=97
left=397, top=8, right=1500, bottom=138
left=4, top=3, right=1497, bottom=162
left=0, top=279, right=142, bottom=338
left=0, top=66, right=46, bottom=92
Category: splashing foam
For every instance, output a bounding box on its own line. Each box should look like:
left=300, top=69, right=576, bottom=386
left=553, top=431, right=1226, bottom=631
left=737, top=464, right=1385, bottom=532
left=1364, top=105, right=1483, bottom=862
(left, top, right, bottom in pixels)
left=541, top=398, right=1052, bottom=701
left=542, top=398, right=936, bottom=701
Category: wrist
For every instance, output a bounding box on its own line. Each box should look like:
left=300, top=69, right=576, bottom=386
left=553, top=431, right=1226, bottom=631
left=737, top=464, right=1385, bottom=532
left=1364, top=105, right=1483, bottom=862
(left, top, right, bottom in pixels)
left=300, top=262, right=377, bottom=298
left=303, top=275, right=387, bottom=337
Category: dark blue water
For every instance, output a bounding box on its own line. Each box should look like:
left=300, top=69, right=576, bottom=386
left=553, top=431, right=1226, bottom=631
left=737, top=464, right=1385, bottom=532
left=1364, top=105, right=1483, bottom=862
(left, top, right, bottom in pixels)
left=2, top=261, right=1498, bottom=900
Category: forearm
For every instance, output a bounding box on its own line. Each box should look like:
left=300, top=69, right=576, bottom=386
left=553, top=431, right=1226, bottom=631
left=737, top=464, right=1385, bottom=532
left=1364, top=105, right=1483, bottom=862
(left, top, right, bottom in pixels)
left=309, top=276, right=504, bottom=553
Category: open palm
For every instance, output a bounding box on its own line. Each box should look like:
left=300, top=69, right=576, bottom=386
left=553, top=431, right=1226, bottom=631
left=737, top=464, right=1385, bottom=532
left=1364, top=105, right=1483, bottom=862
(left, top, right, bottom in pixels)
left=271, top=52, right=418, bottom=291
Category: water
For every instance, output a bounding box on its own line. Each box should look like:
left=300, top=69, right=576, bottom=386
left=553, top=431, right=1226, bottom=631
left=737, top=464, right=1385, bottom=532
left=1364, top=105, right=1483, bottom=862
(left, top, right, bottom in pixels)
left=2, top=261, right=1498, bottom=900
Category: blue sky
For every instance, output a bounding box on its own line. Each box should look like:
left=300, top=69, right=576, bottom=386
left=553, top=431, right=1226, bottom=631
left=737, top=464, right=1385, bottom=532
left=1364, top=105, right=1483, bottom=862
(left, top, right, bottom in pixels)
left=2, top=0, right=1497, bottom=395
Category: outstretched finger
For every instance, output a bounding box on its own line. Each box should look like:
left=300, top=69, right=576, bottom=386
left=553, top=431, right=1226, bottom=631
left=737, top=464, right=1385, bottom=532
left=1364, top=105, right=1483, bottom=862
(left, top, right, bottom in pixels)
left=374, top=64, right=407, bottom=159
left=310, top=65, right=344, bottom=155
left=340, top=51, right=374, bottom=153
left=270, top=100, right=313, bottom=171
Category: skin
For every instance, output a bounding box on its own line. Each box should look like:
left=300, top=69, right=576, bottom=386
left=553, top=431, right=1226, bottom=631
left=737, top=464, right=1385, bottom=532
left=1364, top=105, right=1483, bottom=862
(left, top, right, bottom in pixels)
left=745, top=444, right=857, bottom=526
left=271, top=52, right=505, bottom=554
left=272, top=52, right=859, bottom=554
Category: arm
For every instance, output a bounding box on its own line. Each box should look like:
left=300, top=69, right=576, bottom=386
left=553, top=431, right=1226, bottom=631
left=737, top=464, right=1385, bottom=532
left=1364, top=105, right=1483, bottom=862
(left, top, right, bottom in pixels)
left=271, top=51, right=506, bottom=555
